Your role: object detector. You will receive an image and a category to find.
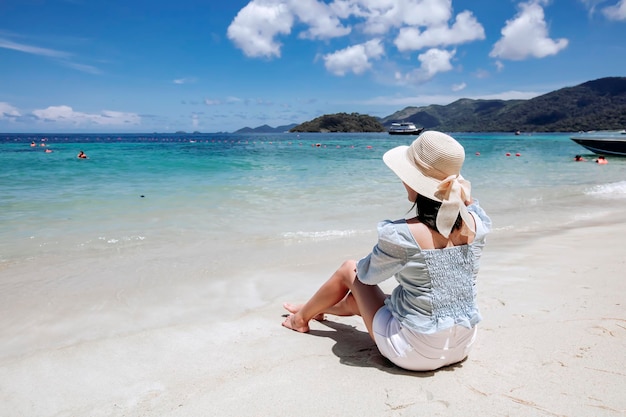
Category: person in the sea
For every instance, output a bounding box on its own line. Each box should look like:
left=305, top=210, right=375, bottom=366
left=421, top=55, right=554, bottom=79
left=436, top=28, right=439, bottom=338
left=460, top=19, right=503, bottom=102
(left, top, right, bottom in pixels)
left=595, top=155, right=608, bottom=164
left=574, top=155, right=585, bottom=162
left=77, top=150, right=88, bottom=159
left=282, top=130, right=492, bottom=372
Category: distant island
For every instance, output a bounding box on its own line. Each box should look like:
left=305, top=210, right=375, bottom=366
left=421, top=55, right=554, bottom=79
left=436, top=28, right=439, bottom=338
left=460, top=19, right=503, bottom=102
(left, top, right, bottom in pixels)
left=290, top=112, right=385, bottom=133
left=234, top=77, right=626, bottom=133
left=234, top=124, right=297, bottom=134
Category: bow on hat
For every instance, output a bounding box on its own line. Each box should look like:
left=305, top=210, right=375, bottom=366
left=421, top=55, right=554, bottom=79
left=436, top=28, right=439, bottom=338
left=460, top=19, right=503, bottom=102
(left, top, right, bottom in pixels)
left=434, top=174, right=475, bottom=238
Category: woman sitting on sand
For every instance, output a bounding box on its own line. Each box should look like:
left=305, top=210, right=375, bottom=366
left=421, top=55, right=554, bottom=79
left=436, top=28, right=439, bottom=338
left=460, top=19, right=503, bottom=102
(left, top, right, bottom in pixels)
left=283, top=131, right=491, bottom=371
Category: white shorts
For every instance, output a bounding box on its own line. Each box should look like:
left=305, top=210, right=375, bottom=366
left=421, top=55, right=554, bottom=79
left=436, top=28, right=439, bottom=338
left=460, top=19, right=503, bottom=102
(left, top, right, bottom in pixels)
left=372, top=305, right=478, bottom=371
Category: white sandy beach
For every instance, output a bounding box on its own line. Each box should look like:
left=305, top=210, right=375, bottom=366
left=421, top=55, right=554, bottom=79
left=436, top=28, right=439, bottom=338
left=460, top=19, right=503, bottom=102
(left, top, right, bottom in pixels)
left=1, top=217, right=625, bottom=417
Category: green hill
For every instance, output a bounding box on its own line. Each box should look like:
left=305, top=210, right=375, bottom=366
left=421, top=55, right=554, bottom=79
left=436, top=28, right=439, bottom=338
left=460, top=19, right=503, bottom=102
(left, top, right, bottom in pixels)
left=382, top=77, right=626, bottom=132
left=289, top=112, right=385, bottom=133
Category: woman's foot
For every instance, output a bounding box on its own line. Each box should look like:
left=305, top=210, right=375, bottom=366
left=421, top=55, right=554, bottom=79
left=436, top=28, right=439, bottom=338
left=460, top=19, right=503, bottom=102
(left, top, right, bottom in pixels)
left=283, top=302, right=325, bottom=321
left=282, top=313, right=310, bottom=333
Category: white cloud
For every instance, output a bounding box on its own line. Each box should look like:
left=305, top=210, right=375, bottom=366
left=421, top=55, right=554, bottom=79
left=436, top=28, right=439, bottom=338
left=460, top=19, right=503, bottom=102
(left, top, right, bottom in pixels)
left=602, top=0, right=626, bottom=20
left=226, top=0, right=350, bottom=59
left=174, top=77, right=197, bottom=84
left=0, top=102, right=21, bottom=119
left=0, top=36, right=102, bottom=74
left=579, top=0, right=626, bottom=19
left=418, top=48, right=455, bottom=78
left=579, top=0, right=604, bottom=15
left=61, top=61, right=102, bottom=75
left=226, top=1, right=294, bottom=58
left=32, top=105, right=140, bottom=126
left=0, top=37, right=70, bottom=58
left=205, top=96, right=257, bottom=106
left=289, top=0, right=351, bottom=39
left=490, top=0, right=568, bottom=60
left=355, top=0, right=453, bottom=35
left=394, top=10, right=485, bottom=51
left=227, top=0, right=485, bottom=69
left=452, top=82, right=466, bottom=92
left=394, top=48, right=455, bottom=85
left=473, top=68, right=490, bottom=79
left=226, top=0, right=351, bottom=59
left=323, top=38, right=384, bottom=75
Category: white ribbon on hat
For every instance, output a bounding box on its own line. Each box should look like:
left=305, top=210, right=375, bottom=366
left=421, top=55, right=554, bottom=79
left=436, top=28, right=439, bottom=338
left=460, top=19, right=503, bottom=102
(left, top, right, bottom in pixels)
left=434, top=174, right=475, bottom=238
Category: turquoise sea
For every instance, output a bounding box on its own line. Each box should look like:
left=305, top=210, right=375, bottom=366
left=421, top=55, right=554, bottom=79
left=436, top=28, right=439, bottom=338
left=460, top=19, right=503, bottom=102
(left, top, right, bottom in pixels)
left=1, top=131, right=626, bottom=359
left=2, top=132, right=626, bottom=267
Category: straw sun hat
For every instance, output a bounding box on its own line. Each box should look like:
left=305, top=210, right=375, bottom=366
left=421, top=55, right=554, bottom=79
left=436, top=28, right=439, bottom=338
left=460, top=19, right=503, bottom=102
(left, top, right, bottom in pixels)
left=383, top=130, right=475, bottom=238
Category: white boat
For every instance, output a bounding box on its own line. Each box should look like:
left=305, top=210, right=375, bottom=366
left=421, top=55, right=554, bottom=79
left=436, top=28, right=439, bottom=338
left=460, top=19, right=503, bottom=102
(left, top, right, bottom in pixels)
left=388, top=122, right=424, bottom=135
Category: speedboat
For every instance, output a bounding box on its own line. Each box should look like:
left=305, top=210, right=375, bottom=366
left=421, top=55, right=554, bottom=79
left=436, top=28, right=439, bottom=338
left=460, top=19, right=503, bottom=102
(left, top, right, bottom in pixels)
left=388, top=122, right=424, bottom=135
left=570, top=132, right=626, bottom=156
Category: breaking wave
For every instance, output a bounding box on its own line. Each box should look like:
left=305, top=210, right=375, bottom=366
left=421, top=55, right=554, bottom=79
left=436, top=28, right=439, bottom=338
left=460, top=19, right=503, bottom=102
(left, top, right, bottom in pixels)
left=585, top=181, right=626, bottom=199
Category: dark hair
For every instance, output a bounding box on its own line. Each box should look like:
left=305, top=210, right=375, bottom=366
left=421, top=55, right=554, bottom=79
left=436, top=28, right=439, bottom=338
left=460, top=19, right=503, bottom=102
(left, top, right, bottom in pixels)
left=409, top=194, right=462, bottom=233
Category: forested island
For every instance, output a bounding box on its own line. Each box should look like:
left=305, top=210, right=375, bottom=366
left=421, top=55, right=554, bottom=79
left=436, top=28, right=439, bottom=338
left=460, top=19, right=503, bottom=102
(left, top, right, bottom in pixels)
left=237, top=77, right=626, bottom=133
left=289, top=113, right=385, bottom=133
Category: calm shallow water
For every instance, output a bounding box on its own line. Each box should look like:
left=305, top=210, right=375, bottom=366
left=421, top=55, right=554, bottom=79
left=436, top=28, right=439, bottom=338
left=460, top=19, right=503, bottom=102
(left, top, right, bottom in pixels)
left=1, top=131, right=625, bottom=278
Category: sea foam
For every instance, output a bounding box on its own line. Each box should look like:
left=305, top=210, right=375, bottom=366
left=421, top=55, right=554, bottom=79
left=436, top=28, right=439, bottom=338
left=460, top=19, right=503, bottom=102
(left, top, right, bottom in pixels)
left=585, top=181, right=626, bottom=199
left=282, top=229, right=368, bottom=241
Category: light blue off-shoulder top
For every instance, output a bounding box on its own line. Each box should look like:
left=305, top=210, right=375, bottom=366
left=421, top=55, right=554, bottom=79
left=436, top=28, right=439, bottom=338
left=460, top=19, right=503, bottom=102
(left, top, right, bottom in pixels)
left=356, top=201, right=492, bottom=334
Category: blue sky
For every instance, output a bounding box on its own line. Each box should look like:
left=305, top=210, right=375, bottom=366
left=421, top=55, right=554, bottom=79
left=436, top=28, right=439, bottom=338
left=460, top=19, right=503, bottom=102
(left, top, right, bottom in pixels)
left=1, top=0, right=625, bottom=133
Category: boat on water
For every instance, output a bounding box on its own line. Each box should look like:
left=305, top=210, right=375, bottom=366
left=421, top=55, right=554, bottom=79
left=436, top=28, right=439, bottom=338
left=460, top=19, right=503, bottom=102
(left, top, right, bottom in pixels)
left=388, top=122, right=424, bottom=136
left=570, top=132, right=626, bottom=156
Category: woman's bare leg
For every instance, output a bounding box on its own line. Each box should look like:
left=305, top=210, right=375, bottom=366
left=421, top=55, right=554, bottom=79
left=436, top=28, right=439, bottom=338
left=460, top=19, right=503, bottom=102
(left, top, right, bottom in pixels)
left=283, top=292, right=358, bottom=319
left=283, top=303, right=326, bottom=321
left=282, top=260, right=355, bottom=332
left=282, top=260, right=387, bottom=339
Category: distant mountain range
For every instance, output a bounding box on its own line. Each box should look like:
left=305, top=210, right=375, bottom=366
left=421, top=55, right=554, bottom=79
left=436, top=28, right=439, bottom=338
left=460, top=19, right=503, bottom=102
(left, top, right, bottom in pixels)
left=234, top=77, right=626, bottom=133
left=233, top=123, right=298, bottom=134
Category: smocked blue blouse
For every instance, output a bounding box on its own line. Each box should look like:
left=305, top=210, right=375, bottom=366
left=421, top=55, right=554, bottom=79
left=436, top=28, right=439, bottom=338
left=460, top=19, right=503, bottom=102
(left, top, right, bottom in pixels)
left=356, top=201, right=492, bottom=335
